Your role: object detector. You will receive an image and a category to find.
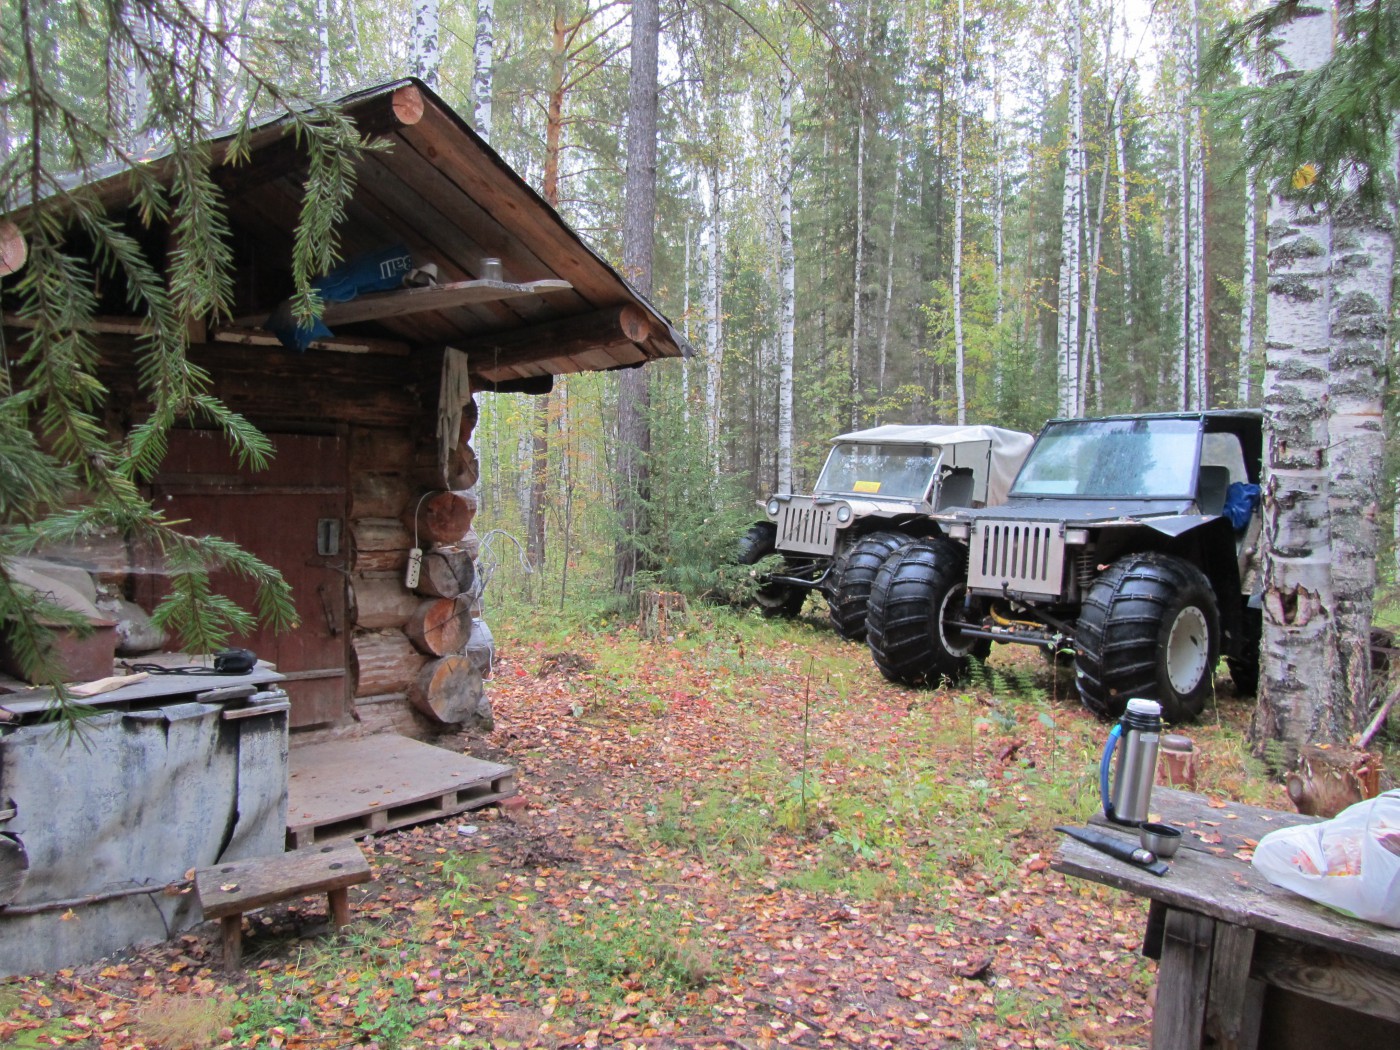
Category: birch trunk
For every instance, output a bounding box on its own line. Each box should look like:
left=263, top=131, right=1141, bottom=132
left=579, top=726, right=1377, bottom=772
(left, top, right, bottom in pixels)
left=1115, top=87, right=1133, bottom=334
left=315, top=0, right=330, bottom=95
left=777, top=69, right=796, bottom=495
left=1253, top=5, right=1341, bottom=755
left=1084, top=139, right=1109, bottom=411
left=704, top=187, right=723, bottom=475
left=1055, top=2, right=1084, bottom=418
left=1188, top=0, right=1207, bottom=409
left=682, top=215, right=692, bottom=426
left=993, top=50, right=1005, bottom=331
left=851, top=99, right=867, bottom=429
left=473, top=0, right=495, bottom=141
left=952, top=0, right=968, bottom=425
left=408, top=0, right=440, bottom=90
left=1175, top=72, right=1190, bottom=409
left=877, top=159, right=902, bottom=416
left=614, top=0, right=659, bottom=594
left=1238, top=154, right=1257, bottom=405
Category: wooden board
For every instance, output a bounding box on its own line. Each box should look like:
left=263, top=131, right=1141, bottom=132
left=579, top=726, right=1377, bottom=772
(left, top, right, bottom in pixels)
left=285, top=735, right=515, bottom=849
left=1052, top=831, right=1400, bottom=969
left=195, top=841, right=370, bottom=919
left=1090, top=786, right=1321, bottom=858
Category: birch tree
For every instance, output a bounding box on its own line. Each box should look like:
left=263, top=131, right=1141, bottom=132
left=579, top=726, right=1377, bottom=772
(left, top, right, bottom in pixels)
left=951, top=0, right=968, bottom=425
left=1055, top=0, right=1085, bottom=418
left=408, top=0, right=441, bottom=89
left=777, top=66, right=796, bottom=495
left=474, top=0, right=495, bottom=139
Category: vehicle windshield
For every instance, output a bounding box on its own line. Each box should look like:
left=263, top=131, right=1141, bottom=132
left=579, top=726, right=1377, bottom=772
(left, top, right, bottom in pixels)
left=816, top=443, right=940, bottom=500
left=1010, top=418, right=1200, bottom=498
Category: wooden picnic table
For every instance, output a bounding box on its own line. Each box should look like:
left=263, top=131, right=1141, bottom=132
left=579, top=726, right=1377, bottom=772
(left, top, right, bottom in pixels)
left=1052, top=786, right=1400, bottom=1049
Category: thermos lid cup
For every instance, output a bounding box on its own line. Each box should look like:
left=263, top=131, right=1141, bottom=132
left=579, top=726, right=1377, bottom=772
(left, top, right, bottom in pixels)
left=1126, top=698, right=1162, bottom=717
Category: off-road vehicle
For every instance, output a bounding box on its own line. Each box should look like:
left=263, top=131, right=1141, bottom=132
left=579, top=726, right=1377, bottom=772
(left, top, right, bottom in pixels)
left=864, top=411, right=1264, bottom=723
left=739, top=424, right=1034, bottom=639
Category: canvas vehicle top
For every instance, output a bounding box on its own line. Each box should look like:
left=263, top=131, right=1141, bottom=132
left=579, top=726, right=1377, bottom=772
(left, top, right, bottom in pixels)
left=738, top=423, right=1033, bottom=640
left=768, top=424, right=1036, bottom=557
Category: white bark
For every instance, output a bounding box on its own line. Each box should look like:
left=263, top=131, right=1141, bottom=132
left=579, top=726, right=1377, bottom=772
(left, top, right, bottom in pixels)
left=1254, top=6, right=1348, bottom=754
left=315, top=0, right=330, bottom=95
left=1175, top=71, right=1190, bottom=409
left=1188, top=0, right=1207, bottom=409
left=952, top=0, right=968, bottom=425
left=124, top=10, right=156, bottom=154
left=851, top=100, right=867, bottom=429
left=877, top=158, right=902, bottom=414
left=474, top=0, right=495, bottom=141
left=777, top=70, right=796, bottom=495
left=704, top=183, right=723, bottom=475
left=1115, top=69, right=1133, bottom=333
left=408, top=0, right=441, bottom=90
left=993, top=50, right=1005, bottom=330
left=1238, top=153, right=1257, bottom=405
left=682, top=215, right=692, bottom=427
left=1055, top=2, right=1084, bottom=418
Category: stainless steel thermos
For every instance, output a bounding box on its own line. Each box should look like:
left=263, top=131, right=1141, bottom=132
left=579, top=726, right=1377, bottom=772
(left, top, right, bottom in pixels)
left=1099, top=698, right=1163, bottom=826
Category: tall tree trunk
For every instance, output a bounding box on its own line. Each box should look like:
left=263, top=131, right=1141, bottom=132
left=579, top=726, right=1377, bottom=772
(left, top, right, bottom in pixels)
left=1188, top=0, right=1207, bottom=409
left=1084, top=140, right=1109, bottom=411
left=1252, top=6, right=1346, bottom=757
left=1175, top=72, right=1190, bottom=409
left=704, top=177, right=723, bottom=474
left=993, top=49, right=1005, bottom=331
left=777, top=68, right=796, bottom=495
left=1238, top=151, right=1257, bottom=406
left=315, top=0, right=330, bottom=95
left=851, top=98, right=867, bottom=429
left=877, top=157, right=902, bottom=418
left=408, top=0, right=440, bottom=90
left=1055, top=1, right=1084, bottom=418
left=473, top=0, right=495, bottom=141
left=1115, top=76, right=1133, bottom=335
left=613, top=0, right=659, bottom=595
left=682, top=214, right=692, bottom=427
left=951, top=0, right=968, bottom=425
left=122, top=9, right=155, bottom=153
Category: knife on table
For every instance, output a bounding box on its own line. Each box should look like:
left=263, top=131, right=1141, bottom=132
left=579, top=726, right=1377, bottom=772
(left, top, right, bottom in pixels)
left=1055, top=825, right=1170, bottom=877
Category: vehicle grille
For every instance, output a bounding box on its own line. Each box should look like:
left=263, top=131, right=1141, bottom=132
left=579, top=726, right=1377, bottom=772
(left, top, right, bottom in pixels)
left=775, top=499, right=838, bottom=556
left=967, top=521, right=1065, bottom=599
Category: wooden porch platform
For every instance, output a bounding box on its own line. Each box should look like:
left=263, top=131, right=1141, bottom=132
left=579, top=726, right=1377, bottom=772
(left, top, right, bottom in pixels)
left=286, top=736, right=516, bottom=849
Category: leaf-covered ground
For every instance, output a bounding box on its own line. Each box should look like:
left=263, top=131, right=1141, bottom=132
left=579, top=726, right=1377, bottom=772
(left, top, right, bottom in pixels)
left=1, top=609, right=1297, bottom=1049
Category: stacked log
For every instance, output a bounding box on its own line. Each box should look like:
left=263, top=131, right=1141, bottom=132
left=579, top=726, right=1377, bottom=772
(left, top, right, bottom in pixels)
left=346, top=422, right=491, bottom=729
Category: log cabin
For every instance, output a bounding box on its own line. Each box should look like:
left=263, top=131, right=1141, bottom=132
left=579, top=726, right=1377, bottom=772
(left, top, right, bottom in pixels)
left=1, top=77, right=687, bottom=739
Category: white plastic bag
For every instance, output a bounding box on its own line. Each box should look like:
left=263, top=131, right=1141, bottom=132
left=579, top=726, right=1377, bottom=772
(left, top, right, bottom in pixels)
left=1251, top=790, right=1400, bottom=928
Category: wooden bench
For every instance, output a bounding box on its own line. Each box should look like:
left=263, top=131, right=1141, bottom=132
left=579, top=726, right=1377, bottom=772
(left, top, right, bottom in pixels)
left=194, top=842, right=372, bottom=968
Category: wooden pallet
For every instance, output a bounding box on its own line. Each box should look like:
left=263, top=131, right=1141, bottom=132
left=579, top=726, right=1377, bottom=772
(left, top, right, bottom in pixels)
left=286, top=735, right=516, bottom=849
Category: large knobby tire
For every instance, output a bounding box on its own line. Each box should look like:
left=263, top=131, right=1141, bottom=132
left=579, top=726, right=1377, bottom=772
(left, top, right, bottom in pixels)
left=826, top=531, right=915, bottom=641
left=1227, top=605, right=1262, bottom=697
left=1075, top=553, right=1220, bottom=723
left=866, top=539, right=987, bottom=686
left=738, top=522, right=805, bottom=619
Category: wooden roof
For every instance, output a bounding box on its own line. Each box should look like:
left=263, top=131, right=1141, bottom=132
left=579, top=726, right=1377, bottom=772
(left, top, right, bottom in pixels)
left=14, top=79, right=689, bottom=391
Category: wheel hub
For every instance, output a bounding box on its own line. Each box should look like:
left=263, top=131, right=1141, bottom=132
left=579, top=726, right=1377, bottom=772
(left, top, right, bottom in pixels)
left=937, top=585, right=976, bottom=657
left=1166, top=606, right=1209, bottom=694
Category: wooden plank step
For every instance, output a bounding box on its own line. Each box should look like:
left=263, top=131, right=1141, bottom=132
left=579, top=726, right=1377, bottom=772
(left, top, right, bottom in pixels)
left=194, top=842, right=371, bottom=969
left=286, top=735, right=516, bottom=850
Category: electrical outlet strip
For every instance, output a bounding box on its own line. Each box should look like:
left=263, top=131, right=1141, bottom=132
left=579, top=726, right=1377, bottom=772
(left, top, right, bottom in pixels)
left=405, top=548, right=423, bottom=589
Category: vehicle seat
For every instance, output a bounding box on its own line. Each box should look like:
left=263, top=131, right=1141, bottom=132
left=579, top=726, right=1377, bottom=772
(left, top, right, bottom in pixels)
left=1196, top=465, right=1231, bottom=516
left=937, top=470, right=975, bottom=509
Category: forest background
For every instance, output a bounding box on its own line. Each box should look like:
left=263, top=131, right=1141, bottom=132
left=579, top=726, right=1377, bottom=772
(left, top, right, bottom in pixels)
left=404, top=0, right=1285, bottom=606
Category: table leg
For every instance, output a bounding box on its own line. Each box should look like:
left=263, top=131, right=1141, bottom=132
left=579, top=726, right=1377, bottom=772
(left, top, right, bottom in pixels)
left=328, top=887, right=351, bottom=928
left=1151, top=909, right=1214, bottom=1050
left=1205, top=924, right=1262, bottom=1050
left=221, top=914, right=243, bottom=970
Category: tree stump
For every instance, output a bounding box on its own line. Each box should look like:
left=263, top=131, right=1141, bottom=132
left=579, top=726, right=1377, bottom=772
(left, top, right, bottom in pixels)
left=639, top=590, right=689, bottom=640
left=416, top=546, right=476, bottom=599
left=405, top=597, right=473, bottom=656
left=408, top=655, right=484, bottom=724
left=1285, top=745, right=1381, bottom=817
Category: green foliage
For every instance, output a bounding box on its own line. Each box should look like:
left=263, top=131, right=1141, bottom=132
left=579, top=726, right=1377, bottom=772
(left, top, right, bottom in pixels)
left=1, top=0, right=364, bottom=714
left=1211, top=0, right=1400, bottom=206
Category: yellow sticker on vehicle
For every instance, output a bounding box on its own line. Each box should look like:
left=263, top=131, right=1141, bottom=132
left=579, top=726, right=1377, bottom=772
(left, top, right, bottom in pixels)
left=853, top=480, right=881, bottom=493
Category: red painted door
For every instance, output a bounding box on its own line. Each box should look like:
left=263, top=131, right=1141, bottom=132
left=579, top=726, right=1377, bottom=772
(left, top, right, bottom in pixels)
left=144, top=430, right=349, bottom=728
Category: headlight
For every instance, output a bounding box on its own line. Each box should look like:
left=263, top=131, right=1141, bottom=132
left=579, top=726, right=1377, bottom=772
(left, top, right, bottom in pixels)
left=835, top=504, right=853, bottom=523
left=948, top=522, right=970, bottom=541
left=1065, top=528, right=1090, bottom=545
left=767, top=499, right=781, bottom=516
